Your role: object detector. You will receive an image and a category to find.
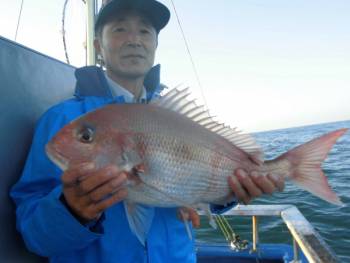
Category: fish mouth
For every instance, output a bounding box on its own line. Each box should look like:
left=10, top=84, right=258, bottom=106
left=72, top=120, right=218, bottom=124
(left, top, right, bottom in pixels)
left=45, top=143, right=69, bottom=171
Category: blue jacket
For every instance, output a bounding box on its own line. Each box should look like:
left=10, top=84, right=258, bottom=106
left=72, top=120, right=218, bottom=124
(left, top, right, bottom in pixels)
left=10, top=65, right=197, bottom=263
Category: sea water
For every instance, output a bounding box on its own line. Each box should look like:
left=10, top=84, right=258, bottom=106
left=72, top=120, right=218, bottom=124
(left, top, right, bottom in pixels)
left=196, top=119, right=350, bottom=262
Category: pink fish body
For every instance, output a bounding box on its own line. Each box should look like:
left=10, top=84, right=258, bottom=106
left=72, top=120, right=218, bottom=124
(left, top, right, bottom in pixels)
left=46, top=88, right=347, bottom=244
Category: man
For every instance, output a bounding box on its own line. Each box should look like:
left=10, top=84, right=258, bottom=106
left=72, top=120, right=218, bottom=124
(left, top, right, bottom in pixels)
left=11, top=0, right=284, bottom=262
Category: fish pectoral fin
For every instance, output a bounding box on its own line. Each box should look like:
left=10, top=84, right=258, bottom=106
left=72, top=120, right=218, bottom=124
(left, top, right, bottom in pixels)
left=197, top=203, right=217, bottom=229
left=124, top=201, right=155, bottom=246
left=120, top=148, right=143, bottom=172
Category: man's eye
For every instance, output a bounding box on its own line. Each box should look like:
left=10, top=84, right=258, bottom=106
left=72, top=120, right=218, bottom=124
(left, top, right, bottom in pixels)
left=140, top=29, right=150, bottom=34
left=113, top=27, right=125, bottom=33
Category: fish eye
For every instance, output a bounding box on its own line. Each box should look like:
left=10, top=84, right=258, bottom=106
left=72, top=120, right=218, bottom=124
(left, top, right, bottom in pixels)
left=78, top=127, right=95, bottom=143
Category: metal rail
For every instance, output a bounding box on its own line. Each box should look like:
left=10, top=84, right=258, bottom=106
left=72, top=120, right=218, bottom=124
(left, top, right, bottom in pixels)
left=217, top=205, right=339, bottom=263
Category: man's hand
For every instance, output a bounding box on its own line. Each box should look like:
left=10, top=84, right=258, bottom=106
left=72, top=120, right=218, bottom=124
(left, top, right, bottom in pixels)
left=61, top=163, right=128, bottom=222
left=228, top=169, right=285, bottom=204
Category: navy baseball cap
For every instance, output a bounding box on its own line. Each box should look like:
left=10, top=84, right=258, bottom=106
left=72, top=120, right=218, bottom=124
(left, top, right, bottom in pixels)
left=95, top=0, right=171, bottom=34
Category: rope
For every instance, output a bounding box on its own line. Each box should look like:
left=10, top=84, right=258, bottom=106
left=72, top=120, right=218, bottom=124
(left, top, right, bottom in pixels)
left=14, top=0, right=24, bottom=41
left=169, top=0, right=208, bottom=109
left=214, top=214, right=249, bottom=251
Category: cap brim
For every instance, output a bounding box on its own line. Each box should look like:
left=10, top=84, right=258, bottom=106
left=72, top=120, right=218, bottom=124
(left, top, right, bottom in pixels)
left=95, top=0, right=170, bottom=33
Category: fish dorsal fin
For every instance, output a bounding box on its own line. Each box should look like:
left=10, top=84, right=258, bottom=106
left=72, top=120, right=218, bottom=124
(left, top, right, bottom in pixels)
left=152, top=88, right=264, bottom=163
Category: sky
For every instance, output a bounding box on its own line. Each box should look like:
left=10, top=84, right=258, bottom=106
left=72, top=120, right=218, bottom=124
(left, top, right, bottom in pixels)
left=1, top=0, right=349, bottom=132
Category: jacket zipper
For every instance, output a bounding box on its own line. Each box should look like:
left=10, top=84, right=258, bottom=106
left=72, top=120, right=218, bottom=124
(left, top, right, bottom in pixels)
left=144, top=240, right=149, bottom=263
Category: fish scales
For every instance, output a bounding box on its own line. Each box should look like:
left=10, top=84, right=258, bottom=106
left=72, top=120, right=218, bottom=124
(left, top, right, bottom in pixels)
left=130, top=132, right=236, bottom=206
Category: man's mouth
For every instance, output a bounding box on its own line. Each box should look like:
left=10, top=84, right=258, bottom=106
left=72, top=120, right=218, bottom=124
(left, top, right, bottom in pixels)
left=123, top=54, right=145, bottom=59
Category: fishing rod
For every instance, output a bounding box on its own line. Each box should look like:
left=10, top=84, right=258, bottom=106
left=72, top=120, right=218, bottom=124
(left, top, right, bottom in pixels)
left=61, top=0, right=96, bottom=65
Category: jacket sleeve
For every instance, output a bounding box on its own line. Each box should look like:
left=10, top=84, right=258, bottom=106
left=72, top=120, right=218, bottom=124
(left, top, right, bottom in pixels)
left=10, top=107, right=103, bottom=257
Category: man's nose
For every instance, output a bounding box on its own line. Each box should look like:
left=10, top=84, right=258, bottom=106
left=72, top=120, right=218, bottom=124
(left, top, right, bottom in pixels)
left=125, top=31, right=142, bottom=46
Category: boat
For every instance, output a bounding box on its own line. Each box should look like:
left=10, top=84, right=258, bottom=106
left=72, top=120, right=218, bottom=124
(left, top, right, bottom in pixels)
left=0, top=1, right=341, bottom=262
left=0, top=31, right=340, bottom=263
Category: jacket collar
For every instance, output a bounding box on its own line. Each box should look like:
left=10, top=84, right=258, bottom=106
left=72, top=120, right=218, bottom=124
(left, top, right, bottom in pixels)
left=74, top=64, right=163, bottom=102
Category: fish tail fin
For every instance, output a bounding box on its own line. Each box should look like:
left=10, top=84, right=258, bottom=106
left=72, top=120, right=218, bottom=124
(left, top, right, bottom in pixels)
left=276, top=128, right=348, bottom=205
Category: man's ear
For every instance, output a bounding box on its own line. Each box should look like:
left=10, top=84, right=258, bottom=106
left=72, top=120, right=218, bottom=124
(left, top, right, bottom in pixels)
left=94, top=38, right=101, bottom=54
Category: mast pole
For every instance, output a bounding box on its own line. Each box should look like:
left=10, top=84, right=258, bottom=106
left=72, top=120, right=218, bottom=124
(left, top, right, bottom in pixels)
left=86, top=0, right=96, bottom=65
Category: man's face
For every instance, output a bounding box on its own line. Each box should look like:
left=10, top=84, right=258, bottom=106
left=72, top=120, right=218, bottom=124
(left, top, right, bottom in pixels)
left=96, top=11, right=158, bottom=79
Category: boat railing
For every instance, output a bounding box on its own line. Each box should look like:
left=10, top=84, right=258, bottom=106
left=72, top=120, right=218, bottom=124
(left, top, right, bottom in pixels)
left=204, top=205, right=339, bottom=263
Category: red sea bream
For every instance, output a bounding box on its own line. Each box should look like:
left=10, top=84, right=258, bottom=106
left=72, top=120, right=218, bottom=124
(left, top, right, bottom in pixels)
left=46, top=88, right=348, bottom=245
